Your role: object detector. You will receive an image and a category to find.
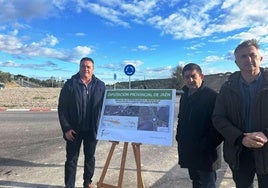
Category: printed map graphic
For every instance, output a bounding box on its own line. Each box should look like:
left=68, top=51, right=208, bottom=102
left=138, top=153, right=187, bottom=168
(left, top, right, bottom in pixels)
left=102, top=105, right=170, bottom=132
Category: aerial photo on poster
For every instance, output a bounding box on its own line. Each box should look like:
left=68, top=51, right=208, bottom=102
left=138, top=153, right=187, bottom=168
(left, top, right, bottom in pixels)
left=97, top=89, right=176, bottom=146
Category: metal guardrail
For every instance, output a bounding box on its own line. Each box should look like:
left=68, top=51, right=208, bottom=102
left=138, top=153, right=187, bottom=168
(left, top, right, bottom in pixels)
left=15, top=79, right=41, bottom=88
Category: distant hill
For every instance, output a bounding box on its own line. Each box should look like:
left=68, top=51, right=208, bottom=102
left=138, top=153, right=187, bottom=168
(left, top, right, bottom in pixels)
left=109, top=72, right=231, bottom=92
left=203, top=73, right=231, bottom=92
left=4, top=72, right=231, bottom=93
left=109, top=78, right=177, bottom=90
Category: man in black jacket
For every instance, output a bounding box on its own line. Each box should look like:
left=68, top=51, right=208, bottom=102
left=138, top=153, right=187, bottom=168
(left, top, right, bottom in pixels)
left=176, top=63, right=223, bottom=188
left=58, top=57, right=106, bottom=188
left=213, top=39, right=268, bottom=188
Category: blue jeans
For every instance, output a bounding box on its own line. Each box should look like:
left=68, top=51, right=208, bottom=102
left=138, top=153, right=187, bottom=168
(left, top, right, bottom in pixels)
left=231, top=147, right=268, bottom=188
left=188, top=168, right=216, bottom=188
left=64, top=132, right=97, bottom=188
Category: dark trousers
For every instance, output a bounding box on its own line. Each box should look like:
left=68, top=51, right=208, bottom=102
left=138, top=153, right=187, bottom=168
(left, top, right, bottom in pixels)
left=188, top=168, right=216, bottom=188
left=231, top=147, right=268, bottom=188
left=65, top=132, right=97, bottom=188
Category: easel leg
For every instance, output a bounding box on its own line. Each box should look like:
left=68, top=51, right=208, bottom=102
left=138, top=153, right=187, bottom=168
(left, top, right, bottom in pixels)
left=118, top=142, right=128, bottom=188
left=97, top=142, right=144, bottom=188
left=132, top=143, right=145, bottom=188
left=97, top=141, right=119, bottom=188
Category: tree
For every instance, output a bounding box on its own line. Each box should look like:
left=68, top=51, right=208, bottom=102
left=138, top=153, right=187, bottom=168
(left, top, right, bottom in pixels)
left=171, top=65, right=184, bottom=89
left=0, top=71, right=11, bottom=83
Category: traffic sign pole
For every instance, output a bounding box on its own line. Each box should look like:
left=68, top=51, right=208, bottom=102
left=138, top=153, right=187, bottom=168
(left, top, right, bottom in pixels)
left=129, top=76, right=131, bottom=89
left=114, top=73, right=117, bottom=90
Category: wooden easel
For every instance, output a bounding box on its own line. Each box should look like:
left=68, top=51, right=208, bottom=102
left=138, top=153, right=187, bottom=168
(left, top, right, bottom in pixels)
left=97, top=141, right=145, bottom=188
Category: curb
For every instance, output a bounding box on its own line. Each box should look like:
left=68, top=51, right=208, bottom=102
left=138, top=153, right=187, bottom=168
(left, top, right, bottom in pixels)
left=0, top=107, right=7, bottom=111
left=29, top=107, right=54, bottom=112
left=0, top=107, right=57, bottom=112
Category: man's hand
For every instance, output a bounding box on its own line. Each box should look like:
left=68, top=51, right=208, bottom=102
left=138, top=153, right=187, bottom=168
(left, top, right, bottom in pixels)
left=65, top=129, right=77, bottom=141
left=242, top=132, right=268, bottom=148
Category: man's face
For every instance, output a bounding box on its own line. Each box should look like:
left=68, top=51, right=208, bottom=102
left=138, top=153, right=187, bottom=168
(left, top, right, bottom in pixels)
left=235, top=46, right=262, bottom=73
left=183, top=69, right=204, bottom=92
left=79, top=60, right=94, bottom=79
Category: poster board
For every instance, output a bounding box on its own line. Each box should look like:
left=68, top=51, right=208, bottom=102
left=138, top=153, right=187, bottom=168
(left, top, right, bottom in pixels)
left=97, top=89, right=176, bottom=146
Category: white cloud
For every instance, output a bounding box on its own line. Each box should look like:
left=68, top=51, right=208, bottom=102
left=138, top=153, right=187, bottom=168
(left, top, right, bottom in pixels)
left=74, top=46, right=93, bottom=57
left=0, top=0, right=57, bottom=22
left=75, top=32, right=86, bottom=36
left=0, top=33, right=92, bottom=63
left=99, top=59, right=143, bottom=72
left=82, top=2, right=129, bottom=27
left=39, top=35, right=59, bottom=46
left=205, top=55, right=224, bottom=62
left=221, top=0, right=239, bottom=9
left=122, top=59, right=143, bottom=67
left=2, top=0, right=268, bottom=41
left=186, top=43, right=206, bottom=50
left=152, top=0, right=268, bottom=40
left=76, top=0, right=159, bottom=27
left=132, top=45, right=156, bottom=51
left=0, top=34, right=23, bottom=52
left=138, top=45, right=149, bottom=51
left=0, top=60, right=18, bottom=67
left=144, top=65, right=173, bottom=79
left=121, top=0, right=158, bottom=18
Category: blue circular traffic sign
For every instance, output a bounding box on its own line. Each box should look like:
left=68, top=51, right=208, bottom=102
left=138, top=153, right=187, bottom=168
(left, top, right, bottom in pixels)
left=124, top=64, right=135, bottom=76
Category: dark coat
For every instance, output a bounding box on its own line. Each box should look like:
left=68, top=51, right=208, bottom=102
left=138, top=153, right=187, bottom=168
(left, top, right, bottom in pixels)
left=176, top=83, right=223, bottom=171
left=58, top=73, right=105, bottom=140
left=213, top=68, right=268, bottom=174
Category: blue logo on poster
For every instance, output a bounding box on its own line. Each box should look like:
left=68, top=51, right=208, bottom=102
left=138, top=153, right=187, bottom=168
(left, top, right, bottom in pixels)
left=124, top=64, right=135, bottom=76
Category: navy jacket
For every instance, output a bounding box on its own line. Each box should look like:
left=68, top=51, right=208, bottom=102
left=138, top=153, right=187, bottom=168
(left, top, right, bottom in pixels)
left=58, top=73, right=105, bottom=140
left=176, top=83, right=223, bottom=170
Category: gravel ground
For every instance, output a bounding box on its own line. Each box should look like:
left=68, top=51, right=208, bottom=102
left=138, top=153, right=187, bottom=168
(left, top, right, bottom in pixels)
left=0, top=87, right=60, bottom=110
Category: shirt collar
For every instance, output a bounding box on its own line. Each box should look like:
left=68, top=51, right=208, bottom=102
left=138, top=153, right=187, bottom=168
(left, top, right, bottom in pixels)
left=239, top=72, right=262, bottom=86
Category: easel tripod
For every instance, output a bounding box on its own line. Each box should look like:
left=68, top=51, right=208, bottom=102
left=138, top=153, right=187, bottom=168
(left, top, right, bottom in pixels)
left=97, top=141, right=145, bottom=188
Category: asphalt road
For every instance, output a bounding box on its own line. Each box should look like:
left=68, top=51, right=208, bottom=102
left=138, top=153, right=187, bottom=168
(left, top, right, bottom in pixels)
left=0, top=109, right=247, bottom=188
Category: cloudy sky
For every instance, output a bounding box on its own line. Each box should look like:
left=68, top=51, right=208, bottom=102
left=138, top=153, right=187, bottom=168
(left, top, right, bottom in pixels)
left=0, top=0, right=268, bottom=84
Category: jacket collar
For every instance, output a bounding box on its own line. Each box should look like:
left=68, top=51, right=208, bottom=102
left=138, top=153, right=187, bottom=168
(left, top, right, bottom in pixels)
left=227, top=68, right=268, bottom=90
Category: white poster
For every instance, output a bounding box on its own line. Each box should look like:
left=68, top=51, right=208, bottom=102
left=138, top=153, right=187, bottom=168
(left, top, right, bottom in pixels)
left=97, top=89, right=176, bottom=146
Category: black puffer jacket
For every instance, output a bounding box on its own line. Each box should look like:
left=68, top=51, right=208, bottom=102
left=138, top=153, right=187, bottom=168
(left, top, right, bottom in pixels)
left=58, top=73, right=105, bottom=140
left=176, top=83, right=223, bottom=171
left=213, top=68, right=268, bottom=174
